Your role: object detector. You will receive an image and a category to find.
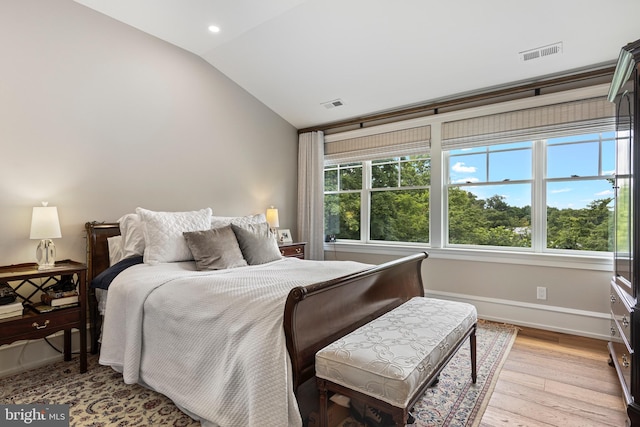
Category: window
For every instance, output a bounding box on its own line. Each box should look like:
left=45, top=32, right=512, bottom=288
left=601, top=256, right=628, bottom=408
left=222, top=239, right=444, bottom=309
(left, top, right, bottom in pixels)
left=545, top=132, right=615, bottom=251
left=323, top=126, right=431, bottom=244
left=447, top=142, right=532, bottom=247
left=446, top=133, right=614, bottom=251
left=324, top=155, right=431, bottom=243
left=322, top=96, right=615, bottom=255
left=324, top=163, right=362, bottom=240
left=443, top=97, right=615, bottom=253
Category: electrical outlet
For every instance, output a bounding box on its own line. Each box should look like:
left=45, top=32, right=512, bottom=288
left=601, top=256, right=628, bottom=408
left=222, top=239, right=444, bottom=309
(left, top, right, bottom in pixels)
left=536, top=286, right=547, bottom=300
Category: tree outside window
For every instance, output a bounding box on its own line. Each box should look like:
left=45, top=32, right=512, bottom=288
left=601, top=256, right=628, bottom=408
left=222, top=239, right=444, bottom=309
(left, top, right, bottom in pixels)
left=324, top=155, right=430, bottom=243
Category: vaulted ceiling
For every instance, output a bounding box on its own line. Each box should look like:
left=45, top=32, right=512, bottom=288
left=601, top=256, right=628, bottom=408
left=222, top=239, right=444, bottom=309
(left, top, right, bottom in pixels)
left=74, top=0, right=640, bottom=129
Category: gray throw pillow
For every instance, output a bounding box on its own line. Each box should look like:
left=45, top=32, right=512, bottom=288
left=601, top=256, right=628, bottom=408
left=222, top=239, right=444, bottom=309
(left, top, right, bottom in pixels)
left=231, top=222, right=282, bottom=265
left=183, top=225, right=248, bottom=270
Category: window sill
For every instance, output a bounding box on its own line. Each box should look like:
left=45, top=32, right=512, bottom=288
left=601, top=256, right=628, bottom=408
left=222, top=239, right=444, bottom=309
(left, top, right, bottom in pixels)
left=323, top=242, right=613, bottom=271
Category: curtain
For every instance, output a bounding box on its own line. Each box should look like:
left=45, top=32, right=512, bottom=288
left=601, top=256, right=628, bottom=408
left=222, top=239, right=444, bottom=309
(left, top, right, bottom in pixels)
left=297, top=131, right=325, bottom=260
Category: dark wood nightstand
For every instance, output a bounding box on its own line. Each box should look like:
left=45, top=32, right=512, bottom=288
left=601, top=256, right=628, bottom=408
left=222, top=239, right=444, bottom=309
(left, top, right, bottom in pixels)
left=279, top=242, right=306, bottom=259
left=0, top=260, right=87, bottom=372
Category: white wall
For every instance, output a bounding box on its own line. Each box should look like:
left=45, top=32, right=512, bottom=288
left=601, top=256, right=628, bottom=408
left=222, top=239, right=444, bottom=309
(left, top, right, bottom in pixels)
left=328, top=250, right=612, bottom=341
left=0, top=0, right=299, bottom=266
left=0, top=0, right=298, bottom=374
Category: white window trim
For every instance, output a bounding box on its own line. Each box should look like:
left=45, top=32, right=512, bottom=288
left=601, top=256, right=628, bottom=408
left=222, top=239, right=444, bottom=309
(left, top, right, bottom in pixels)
left=324, top=241, right=612, bottom=271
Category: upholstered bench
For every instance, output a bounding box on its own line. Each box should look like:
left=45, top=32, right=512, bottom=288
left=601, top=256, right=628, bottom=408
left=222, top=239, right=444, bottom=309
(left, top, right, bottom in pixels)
left=315, top=297, right=477, bottom=426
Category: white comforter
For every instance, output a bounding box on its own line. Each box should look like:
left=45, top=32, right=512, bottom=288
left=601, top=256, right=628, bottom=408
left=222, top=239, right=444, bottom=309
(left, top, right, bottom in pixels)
left=99, top=257, right=371, bottom=427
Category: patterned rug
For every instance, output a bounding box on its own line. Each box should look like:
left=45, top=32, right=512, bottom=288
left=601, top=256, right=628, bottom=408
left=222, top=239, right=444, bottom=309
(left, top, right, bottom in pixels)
left=417, top=320, right=517, bottom=426
left=0, top=321, right=517, bottom=427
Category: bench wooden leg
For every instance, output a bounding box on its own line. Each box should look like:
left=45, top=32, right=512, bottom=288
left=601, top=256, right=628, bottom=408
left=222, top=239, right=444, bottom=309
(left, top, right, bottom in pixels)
left=470, top=323, right=477, bottom=383
left=317, top=378, right=329, bottom=427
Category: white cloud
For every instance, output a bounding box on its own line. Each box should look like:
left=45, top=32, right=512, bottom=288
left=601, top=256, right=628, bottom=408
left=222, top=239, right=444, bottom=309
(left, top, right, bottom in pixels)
left=595, top=189, right=614, bottom=197
left=452, top=177, right=479, bottom=184
left=550, top=188, right=571, bottom=194
left=451, top=162, right=476, bottom=173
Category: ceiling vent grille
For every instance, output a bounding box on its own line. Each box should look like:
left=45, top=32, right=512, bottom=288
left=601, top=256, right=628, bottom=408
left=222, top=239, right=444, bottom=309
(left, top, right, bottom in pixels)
left=520, top=42, right=563, bottom=62
left=322, top=99, right=345, bottom=109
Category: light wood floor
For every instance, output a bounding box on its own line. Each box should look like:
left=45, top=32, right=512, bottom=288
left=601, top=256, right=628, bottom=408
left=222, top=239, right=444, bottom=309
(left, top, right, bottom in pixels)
left=480, top=327, right=628, bottom=427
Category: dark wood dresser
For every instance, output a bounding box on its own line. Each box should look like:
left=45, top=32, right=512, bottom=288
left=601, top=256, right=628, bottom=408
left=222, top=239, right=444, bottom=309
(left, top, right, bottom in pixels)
left=609, top=38, right=640, bottom=426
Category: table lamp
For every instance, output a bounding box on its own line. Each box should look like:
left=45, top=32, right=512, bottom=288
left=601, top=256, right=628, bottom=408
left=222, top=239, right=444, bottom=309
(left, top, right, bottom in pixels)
left=30, top=202, right=62, bottom=270
left=266, top=206, right=279, bottom=235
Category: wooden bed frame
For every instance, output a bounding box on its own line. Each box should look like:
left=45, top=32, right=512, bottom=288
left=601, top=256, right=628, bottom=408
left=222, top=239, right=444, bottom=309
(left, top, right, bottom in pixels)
left=84, top=221, right=428, bottom=393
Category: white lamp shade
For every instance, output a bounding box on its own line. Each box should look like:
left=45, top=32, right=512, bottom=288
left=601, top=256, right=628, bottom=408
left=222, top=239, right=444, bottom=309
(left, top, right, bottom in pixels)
left=266, top=207, right=280, bottom=228
left=30, top=206, right=62, bottom=239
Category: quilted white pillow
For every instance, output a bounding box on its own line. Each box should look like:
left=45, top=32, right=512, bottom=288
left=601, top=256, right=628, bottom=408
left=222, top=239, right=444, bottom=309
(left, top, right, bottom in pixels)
left=210, top=213, right=266, bottom=228
left=136, top=207, right=213, bottom=265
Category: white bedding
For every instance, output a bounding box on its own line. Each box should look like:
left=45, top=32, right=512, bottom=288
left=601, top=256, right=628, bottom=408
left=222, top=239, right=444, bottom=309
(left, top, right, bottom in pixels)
left=95, top=288, right=108, bottom=315
left=99, top=257, right=371, bottom=427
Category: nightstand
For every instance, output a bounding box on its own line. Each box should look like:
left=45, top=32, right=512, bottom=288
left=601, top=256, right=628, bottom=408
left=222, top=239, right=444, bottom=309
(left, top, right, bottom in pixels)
left=279, top=242, right=306, bottom=259
left=0, top=260, right=87, bottom=373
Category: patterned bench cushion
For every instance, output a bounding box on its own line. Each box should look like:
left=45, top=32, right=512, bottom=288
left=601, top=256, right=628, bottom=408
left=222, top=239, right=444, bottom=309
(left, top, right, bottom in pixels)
left=315, top=297, right=477, bottom=407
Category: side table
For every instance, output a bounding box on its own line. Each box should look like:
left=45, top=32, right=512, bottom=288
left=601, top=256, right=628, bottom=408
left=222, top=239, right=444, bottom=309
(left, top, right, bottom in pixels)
left=0, top=260, right=87, bottom=372
left=279, top=242, right=306, bottom=259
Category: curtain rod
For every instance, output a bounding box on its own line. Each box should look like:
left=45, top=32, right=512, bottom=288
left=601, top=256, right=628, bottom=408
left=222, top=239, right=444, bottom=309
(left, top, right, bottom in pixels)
left=298, top=66, right=615, bottom=135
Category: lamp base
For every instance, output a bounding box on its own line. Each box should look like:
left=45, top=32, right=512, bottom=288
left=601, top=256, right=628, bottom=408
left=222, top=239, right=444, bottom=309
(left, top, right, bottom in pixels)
left=35, top=239, right=56, bottom=270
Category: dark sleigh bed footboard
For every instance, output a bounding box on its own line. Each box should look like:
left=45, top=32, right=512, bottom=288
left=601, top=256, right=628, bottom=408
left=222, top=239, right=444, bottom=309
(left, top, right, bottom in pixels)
left=283, top=252, right=428, bottom=391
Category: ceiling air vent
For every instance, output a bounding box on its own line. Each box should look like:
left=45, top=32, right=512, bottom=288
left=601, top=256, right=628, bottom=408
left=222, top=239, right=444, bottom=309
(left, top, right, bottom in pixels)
left=321, top=99, right=345, bottom=109
left=519, top=42, right=563, bottom=62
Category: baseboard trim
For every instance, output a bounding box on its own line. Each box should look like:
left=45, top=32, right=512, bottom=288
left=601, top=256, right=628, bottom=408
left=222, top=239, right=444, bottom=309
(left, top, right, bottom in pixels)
left=425, top=290, right=611, bottom=341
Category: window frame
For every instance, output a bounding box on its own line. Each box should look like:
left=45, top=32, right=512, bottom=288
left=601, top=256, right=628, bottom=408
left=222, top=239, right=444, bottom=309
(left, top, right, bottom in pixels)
left=324, top=154, right=431, bottom=245
left=443, top=132, right=614, bottom=254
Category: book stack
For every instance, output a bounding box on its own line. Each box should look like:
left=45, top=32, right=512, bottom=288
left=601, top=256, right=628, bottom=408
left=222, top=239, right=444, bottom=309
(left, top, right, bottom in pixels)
left=40, top=288, right=79, bottom=308
left=0, top=301, right=24, bottom=319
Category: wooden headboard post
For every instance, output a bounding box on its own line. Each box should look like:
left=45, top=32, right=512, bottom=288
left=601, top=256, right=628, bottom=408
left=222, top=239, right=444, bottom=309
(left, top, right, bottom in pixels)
left=84, top=221, right=121, bottom=354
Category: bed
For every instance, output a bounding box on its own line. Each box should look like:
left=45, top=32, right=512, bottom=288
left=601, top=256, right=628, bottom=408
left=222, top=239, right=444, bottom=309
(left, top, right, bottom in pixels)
left=84, top=211, right=427, bottom=426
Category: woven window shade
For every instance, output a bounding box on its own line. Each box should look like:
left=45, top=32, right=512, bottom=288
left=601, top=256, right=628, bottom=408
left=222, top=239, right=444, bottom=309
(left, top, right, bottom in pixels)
left=325, top=126, right=430, bottom=165
left=442, top=97, right=615, bottom=150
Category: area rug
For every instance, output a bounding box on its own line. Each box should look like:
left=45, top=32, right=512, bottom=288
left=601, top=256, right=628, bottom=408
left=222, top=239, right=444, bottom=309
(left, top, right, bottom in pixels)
left=411, top=320, right=516, bottom=427
left=0, top=321, right=517, bottom=426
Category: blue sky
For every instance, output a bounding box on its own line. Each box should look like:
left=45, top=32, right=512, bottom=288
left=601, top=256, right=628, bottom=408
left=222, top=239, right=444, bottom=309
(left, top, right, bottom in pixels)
left=448, top=133, right=616, bottom=209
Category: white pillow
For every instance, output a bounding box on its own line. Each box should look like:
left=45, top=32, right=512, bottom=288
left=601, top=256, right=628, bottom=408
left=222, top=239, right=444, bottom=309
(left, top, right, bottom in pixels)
left=118, top=213, right=145, bottom=258
left=136, top=207, right=213, bottom=264
left=211, top=213, right=266, bottom=228
left=107, top=235, right=124, bottom=266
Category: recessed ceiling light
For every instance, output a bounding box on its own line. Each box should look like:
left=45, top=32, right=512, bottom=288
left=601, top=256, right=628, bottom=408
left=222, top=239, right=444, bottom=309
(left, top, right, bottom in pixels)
left=208, top=25, right=220, bottom=33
